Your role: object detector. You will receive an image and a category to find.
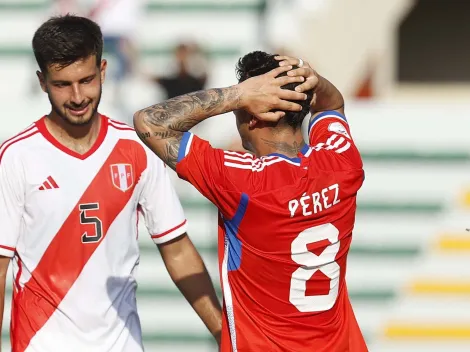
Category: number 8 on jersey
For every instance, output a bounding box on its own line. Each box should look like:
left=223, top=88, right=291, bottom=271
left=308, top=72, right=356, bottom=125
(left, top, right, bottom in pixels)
left=289, top=223, right=340, bottom=312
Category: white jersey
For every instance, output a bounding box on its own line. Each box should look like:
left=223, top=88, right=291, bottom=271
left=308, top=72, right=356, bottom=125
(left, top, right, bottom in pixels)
left=0, top=115, right=188, bottom=352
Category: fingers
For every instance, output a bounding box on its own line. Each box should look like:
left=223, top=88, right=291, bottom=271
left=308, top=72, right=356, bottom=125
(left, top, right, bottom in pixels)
left=275, top=99, right=303, bottom=112
left=284, top=67, right=319, bottom=93
left=277, top=89, right=308, bottom=101
left=275, top=55, right=310, bottom=68
left=258, top=111, right=286, bottom=122
left=294, top=76, right=319, bottom=92
left=267, top=65, right=293, bottom=78
left=286, top=68, right=318, bottom=92
left=287, top=67, right=313, bottom=78
left=274, top=75, right=315, bottom=96
left=255, top=98, right=303, bottom=122
left=274, top=75, right=305, bottom=87
left=275, top=56, right=299, bottom=66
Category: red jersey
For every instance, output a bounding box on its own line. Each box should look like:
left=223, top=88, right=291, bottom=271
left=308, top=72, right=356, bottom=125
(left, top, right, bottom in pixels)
left=176, top=111, right=368, bottom=352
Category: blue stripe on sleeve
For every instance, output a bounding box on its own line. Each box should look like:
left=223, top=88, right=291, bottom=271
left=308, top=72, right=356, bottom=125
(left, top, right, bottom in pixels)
left=177, top=132, right=192, bottom=163
left=308, top=110, right=348, bottom=134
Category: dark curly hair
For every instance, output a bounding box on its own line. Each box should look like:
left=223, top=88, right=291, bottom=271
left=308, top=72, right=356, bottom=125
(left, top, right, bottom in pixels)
left=236, top=51, right=313, bottom=129
left=32, top=14, right=103, bottom=74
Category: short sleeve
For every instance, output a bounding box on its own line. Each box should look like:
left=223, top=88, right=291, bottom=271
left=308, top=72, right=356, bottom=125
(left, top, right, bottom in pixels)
left=0, top=151, right=24, bottom=257
left=175, top=132, right=240, bottom=218
left=308, top=110, right=362, bottom=168
left=139, top=152, right=188, bottom=245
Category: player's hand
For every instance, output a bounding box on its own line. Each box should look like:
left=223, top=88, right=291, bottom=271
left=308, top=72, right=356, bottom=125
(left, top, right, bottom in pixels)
left=275, top=55, right=319, bottom=93
left=237, top=65, right=308, bottom=122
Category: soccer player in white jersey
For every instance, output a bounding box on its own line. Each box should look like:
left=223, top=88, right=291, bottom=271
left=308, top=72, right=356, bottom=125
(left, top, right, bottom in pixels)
left=0, top=15, right=222, bottom=352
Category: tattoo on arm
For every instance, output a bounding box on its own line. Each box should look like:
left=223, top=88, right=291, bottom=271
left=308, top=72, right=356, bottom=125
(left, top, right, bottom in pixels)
left=137, top=132, right=151, bottom=140
left=261, top=138, right=305, bottom=155
left=134, top=87, right=241, bottom=170
left=163, top=135, right=183, bottom=170
left=137, top=130, right=182, bottom=141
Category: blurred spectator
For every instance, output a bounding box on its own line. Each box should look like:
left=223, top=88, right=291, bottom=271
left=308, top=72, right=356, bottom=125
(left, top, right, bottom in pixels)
left=151, top=43, right=209, bottom=99
left=88, top=0, right=146, bottom=104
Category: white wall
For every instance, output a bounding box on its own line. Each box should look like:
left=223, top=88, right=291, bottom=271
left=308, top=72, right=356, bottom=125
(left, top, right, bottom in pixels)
left=277, top=0, right=415, bottom=98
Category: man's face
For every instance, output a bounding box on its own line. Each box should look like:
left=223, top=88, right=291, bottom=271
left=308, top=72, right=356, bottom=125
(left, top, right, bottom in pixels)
left=38, top=55, right=107, bottom=126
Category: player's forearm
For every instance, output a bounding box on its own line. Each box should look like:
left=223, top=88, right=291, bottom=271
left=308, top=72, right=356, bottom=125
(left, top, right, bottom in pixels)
left=174, top=263, right=222, bottom=344
left=134, top=87, right=241, bottom=169
left=134, top=87, right=241, bottom=137
left=311, top=73, right=345, bottom=113
left=159, top=239, right=222, bottom=341
left=0, top=256, right=9, bottom=350
left=0, top=272, right=7, bottom=349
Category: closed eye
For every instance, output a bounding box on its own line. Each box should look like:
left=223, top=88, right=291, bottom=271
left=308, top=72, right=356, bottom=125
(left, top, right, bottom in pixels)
left=53, top=82, right=70, bottom=88
left=80, top=75, right=96, bottom=84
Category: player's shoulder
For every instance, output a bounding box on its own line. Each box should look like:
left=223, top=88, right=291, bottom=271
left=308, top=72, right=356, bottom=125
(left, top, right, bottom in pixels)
left=0, top=123, right=41, bottom=165
left=222, top=150, right=300, bottom=172
left=217, top=150, right=309, bottom=201
left=106, top=116, right=137, bottom=137
left=307, top=112, right=362, bottom=169
left=309, top=110, right=348, bottom=128
left=222, top=150, right=260, bottom=173
left=106, top=116, right=147, bottom=149
left=105, top=116, right=166, bottom=168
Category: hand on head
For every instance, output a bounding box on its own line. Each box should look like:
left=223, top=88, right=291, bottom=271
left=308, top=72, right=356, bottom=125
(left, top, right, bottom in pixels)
left=237, top=56, right=318, bottom=122
left=275, top=56, right=319, bottom=94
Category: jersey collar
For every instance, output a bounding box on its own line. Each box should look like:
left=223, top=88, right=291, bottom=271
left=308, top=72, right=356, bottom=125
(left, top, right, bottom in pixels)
left=266, top=144, right=310, bottom=163
left=35, top=114, right=108, bottom=160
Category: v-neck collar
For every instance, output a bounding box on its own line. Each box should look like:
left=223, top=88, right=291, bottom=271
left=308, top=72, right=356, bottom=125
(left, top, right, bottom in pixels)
left=35, top=114, right=108, bottom=160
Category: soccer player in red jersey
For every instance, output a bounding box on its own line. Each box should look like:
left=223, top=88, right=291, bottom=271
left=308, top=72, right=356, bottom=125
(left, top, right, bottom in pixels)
left=0, top=15, right=221, bottom=352
left=134, top=51, right=368, bottom=351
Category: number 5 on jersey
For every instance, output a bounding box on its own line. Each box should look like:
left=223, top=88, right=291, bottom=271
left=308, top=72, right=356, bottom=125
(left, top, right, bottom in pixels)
left=80, top=203, right=103, bottom=243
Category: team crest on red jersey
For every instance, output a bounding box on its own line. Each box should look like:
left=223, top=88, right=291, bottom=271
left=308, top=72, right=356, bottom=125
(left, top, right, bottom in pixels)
left=110, top=164, right=134, bottom=192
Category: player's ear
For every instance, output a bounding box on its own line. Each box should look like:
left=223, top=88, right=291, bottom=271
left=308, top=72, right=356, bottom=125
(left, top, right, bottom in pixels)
left=100, top=59, right=107, bottom=84
left=36, top=71, right=47, bottom=93
left=248, top=116, right=258, bottom=129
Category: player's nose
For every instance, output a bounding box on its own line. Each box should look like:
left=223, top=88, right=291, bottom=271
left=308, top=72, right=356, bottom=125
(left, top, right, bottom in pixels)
left=70, top=84, right=85, bottom=105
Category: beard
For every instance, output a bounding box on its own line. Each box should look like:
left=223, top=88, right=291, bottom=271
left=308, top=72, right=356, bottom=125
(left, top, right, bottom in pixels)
left=48, top=85, right=102, bottom=127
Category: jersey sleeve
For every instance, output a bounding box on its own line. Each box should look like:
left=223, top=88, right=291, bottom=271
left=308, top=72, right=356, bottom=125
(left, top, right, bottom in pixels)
left=175, top=132, right=241, bottom=219
left=0, top=151, right=24, bottom=257
left=139, top=152, right=188, bottom=245
left=308, top=110, right=362, bottom=168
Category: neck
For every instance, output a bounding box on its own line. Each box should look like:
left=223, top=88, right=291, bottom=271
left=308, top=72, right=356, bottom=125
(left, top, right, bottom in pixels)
left=253, top=128, right=306, bottom=158
left=45, top=111, right=102, bottom=155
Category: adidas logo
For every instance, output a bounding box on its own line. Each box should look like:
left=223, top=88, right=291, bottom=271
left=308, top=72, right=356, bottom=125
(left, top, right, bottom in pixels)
left=39, top=176, right=59, bottom=191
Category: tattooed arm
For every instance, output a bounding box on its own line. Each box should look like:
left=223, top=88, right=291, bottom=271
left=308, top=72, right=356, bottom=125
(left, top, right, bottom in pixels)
left=134, top=88, right=242, bottom=170
left=133, top=65, right=308, bottom=170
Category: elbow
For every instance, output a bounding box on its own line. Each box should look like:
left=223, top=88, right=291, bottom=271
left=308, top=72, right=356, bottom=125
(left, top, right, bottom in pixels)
left=133, top=110, right=154, bottom=143
left=133, top=110, right=146, bottom=132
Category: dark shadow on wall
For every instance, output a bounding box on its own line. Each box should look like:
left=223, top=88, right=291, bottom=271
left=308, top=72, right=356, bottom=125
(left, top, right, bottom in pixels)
left=398, top=0, right=470, bottom=83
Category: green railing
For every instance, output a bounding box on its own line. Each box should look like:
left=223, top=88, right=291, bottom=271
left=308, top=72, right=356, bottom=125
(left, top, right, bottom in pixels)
left=180, top=198, right=443, bottom=215
left=0, top=1, right=266, bottom=12
left=0, top=45, right=241, bottom=58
